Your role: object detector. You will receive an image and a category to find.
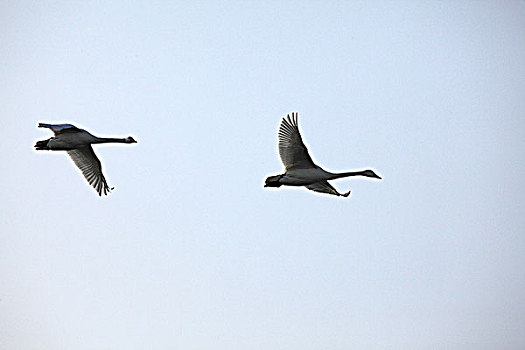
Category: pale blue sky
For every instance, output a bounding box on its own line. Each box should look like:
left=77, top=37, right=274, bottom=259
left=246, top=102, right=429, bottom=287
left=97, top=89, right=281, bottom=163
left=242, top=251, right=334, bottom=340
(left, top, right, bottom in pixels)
left=1, top=1, right=524, bottom=349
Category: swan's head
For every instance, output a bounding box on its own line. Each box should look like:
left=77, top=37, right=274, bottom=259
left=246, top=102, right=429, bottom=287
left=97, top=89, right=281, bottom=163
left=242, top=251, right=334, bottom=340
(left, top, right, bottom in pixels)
left=264, top=174, right=283, bottom=187
left=362, top=169, right=381, bottom=179
left=126, top=136, right=138, bottom=143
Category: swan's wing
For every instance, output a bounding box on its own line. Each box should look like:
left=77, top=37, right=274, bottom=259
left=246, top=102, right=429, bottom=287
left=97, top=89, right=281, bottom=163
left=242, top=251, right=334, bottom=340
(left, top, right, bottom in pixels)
left=306, top=181, right=350, bottom=197
left=39, top=123, right=83, bottom=135
left=278, top=113, right=317, bottom=170
left=67, top=146, right=113, bottom=196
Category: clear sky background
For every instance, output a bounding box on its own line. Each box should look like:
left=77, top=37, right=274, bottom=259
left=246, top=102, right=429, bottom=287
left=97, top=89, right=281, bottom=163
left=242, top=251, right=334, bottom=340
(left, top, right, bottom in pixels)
left=1, top=1, right=524, bottom=349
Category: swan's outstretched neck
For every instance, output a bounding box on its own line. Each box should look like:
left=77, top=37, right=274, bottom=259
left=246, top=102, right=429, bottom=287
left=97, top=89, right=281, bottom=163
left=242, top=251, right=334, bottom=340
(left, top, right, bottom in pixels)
left=328, top=171, right=365, bottom=179
left=93, top=137, right=129, bottom=144
left=328, top=170, right=382, bottom=180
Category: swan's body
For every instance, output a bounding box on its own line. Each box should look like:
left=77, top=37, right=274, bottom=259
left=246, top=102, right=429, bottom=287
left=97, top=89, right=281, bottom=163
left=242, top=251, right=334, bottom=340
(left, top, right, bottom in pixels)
left=264, top=113, right=381, bottom=197
left=35, top=123, right=137, bottom=196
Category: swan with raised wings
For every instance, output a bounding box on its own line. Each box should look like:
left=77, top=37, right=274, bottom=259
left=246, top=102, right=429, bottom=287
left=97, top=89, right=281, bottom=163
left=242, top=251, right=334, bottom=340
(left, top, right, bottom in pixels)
left=35, top=123, right=137, bottom=196
left=264, top=113, right=381, bottom=197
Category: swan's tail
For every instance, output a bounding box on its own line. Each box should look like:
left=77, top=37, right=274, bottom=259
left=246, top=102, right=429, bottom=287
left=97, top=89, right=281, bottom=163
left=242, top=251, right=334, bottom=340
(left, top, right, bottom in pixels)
left=34, top=139, right=50, bottom=150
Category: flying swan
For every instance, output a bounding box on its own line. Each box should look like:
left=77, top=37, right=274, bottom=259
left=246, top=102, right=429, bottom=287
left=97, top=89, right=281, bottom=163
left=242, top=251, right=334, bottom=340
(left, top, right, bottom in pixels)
left=35, top=123, right=137, bottom=196
left=264, top=113, right=381, bottom=197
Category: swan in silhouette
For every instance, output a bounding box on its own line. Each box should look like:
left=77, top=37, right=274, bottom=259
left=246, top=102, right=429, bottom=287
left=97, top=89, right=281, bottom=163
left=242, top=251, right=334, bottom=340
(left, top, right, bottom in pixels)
left=35, top=123, right=137, bottom=196
left=264, top=112, right=381, bottom=197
